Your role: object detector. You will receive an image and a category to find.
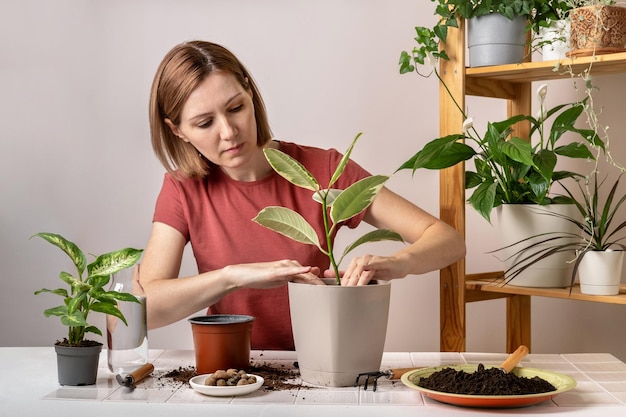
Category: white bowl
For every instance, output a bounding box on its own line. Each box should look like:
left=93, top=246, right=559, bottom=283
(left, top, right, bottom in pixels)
left=189, top=373, right=264, bottom=397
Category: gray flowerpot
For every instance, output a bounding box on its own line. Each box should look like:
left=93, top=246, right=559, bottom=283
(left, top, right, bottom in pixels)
left=288, top=279, right=391, bottom=387
left=55, top=343, right=103, bottom=386
left=468, top=14, right=526, bottom=67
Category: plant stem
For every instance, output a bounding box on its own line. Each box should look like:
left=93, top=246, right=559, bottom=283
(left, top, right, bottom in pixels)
left=321, top=195, right=341, bottom=285
left=433, top=67, right=512, bottom=203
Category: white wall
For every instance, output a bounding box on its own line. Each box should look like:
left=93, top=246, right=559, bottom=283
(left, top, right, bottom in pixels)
left=2, top=0, right=625, bottom=360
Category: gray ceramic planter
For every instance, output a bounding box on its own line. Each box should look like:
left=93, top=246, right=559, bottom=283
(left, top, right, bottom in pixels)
left=54, top=343, right=103, bottom=386
left=467, top=14, right=526, bottom=67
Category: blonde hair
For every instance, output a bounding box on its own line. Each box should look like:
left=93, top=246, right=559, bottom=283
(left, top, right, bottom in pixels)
left=149, top=41, right=272, bottom=179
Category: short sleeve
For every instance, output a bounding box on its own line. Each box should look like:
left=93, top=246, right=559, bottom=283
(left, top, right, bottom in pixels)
left=152, top=174, right=191, bottom=241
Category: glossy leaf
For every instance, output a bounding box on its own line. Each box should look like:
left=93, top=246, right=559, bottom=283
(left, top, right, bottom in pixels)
left=331, top=175, right=388, bottom=224
left=32, top=233, right=86, bottom=276
left=397, top=134, right=473, bottom=172
left=253, top=206, right=322, bottom=250
left=329, top=132, right=362, bottom=188
left=338, top=229, right=404, bottom=265
left=264, top=148, right=319, bottom=192
left=87, top=248, right=143, bottom=279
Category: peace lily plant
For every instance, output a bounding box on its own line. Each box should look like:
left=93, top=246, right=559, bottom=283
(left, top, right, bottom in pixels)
left=397, top=83, right=604, bottom=223
left=253, top=133, right=403, bottom=285
left=33, top=232, right=143, bottom=346
left=499, top=171, right=626, bottom=286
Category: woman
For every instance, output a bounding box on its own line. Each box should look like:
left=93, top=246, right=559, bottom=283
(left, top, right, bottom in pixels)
left=141, top=40, right=466, bottom=350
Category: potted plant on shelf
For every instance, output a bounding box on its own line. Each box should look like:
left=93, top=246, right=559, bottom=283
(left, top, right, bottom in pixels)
left=568, top=0, right=626, bottom=57
left=499, top=171, right=626, bottom=295
left=252, top=132, right=404, bottom=387
left=399, top=0, right=567, bottom=70
left=534, top=1, right=573, bottom=60
left=396, top=84, right=605, bottom=287
left=32, top=232, right=143, bottom=385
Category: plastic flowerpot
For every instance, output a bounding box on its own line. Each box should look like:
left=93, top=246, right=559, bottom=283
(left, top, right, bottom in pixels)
left=188, top=315, right=255, bottom=374
left=54, top=342, right=103, bottom=386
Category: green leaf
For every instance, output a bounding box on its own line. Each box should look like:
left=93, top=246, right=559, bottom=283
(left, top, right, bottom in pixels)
left=67, top=291, right=88, bottom=314
left=329, top=132, right=362, bottom=189
left=533, top=149, right=557, bottom=181
left=60, top=310, right=88, bottom=327
left=501, top=137, right=535, bottom=166
left=87, top=248, right=143, bottom=278
left=527, top=171, right=549, bottom=202
left=548, top=104, right=584, bottom=144
left=34, top=288, right=68, bottom=298
left=331, top=175, right=388, bottom=224
left=468, top=181, right=498, bottom=222
left=555, top=142, right=594, bottom=159
left=397, top=135, right=472, bottom=172
left=31, top=232, right=86, bottom=276
left=42, top=305, right=68, bottom=318
left=59, top=271, right=74, bottom=286
left=465, top=171, right=483, bottom=189
left=253, top=206, right=322, bottom=250
left=91, top=301, right=129, bottom=326
left=338, top=229, right=404, bottom=265
left=85, top=326, right=102, bottom=337
left=105, top=291, right=140, bottom=303
left=264, top=148, right=320, bottom=192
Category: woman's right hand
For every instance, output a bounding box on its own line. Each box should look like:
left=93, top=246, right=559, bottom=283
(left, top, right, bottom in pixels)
left=226, top=259, right=326, bottom=289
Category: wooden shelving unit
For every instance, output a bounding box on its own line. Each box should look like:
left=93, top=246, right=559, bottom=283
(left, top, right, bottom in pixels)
left=437, top=20, right=626, bottom=353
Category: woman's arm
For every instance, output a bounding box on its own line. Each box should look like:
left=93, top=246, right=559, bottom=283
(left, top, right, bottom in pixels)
left=339, top=186, right=466, bottom=286
left=140, top=222, right=324, bottom=329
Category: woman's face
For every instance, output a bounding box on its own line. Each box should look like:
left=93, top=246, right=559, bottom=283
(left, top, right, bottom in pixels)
left=168, top=71, right=258, bottom=177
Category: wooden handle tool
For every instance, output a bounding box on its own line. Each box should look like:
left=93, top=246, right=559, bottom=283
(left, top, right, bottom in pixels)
left=116, top=362, right=154, bottom=387
left=499, top=345, right=529, bottom=373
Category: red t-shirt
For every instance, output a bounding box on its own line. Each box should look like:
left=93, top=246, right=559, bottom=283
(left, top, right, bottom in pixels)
left=152, top=141, right=372, bottom=350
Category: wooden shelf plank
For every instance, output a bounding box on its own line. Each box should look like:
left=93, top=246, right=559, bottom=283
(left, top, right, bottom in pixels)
left=466, top=52, right=626, bottom=83
left=466, top=278, right=626, bottom=305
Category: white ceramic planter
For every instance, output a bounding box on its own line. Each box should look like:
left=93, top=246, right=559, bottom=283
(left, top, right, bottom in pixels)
left=495, top=204, right=581, bottom=288
left=539, top=20, right=571, bottom=61
left=288, top=279, right=390, bottom=387
left=467, top=14, right=526, bottom=67
left=578, top=250, right=624, bottom=296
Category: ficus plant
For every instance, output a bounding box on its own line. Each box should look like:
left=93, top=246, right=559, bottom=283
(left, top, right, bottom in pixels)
left=32, top=232, right=143, bottom=346
left=253, top=133, right=404, bottom=285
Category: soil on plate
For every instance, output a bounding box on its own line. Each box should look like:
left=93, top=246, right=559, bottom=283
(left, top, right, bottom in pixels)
left=417, top=364, right=556, bottom=395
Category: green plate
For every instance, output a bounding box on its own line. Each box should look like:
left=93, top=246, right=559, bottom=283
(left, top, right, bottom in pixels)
left=401, top=364, right=576, bottom=408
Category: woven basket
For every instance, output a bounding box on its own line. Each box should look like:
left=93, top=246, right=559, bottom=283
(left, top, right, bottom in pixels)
left=569, top=5, right=626, bottom=56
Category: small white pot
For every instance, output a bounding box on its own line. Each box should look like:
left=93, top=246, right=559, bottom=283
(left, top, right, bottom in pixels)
left=288, top=279, right=390, bottom=387
left=539, top=20, right=571, bottom=61
left=578, top=250, right=624, bottom=296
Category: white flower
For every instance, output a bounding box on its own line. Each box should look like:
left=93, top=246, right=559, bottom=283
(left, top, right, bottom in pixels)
left=462, top=117, right=473, bottom=134
left=537, top=84, right=548, bottom=101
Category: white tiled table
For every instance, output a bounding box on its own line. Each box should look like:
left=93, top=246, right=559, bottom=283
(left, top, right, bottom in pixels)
left=2, top=347, right=626, bottom=416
